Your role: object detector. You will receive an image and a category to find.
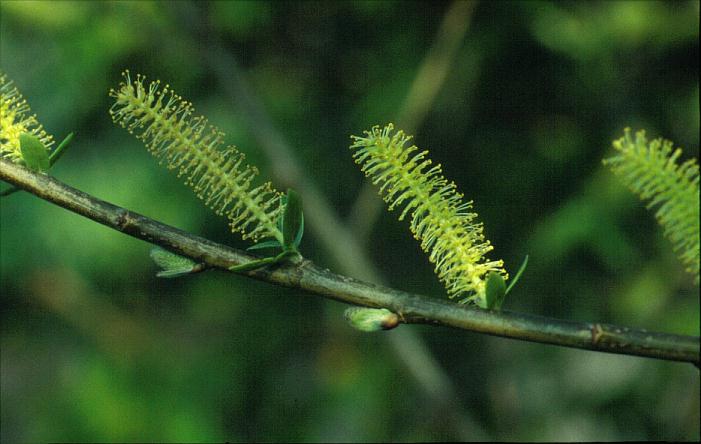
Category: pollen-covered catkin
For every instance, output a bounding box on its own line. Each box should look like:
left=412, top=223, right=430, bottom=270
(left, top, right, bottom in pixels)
left=109, top=71, right=283, bottom=243
left=0, top=72, right=54, bottom=162
left=350, top=124, right=507, bottom=305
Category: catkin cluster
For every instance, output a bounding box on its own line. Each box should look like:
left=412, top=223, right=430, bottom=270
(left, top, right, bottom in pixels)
left=110, top=71, right=283, bottom=243
left=604, top=129, right=700, bottom=282
left=351, top=124, right=507, bottom=304
left=0, top=72, right=54, bottom=162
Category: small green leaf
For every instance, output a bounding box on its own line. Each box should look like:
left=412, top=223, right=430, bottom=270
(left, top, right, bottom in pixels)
left=150, top=246, right=200, bottom=278
left=344, top=307, right=399, bottom=332
left=19, top=133, right=50, bottom=172
left=484, top=272, right=507, bottom=310
left=247, top=239, right=282, bottom=251
left=281, top=188, right=304, bottom=250
left=505, top=254, right=529, bottom=295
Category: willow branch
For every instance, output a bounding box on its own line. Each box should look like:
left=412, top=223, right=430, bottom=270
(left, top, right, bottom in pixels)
left=2, top=158, right=699, bottom=366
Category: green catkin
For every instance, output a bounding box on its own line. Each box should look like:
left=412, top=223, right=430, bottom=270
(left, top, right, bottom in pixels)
left=0, top=72, right=54, bottom=162
left=604, top=128, right=700, bottom=283
left=109, top=71, right=283, bottom=243
left=350, top=124, right=507, bottom=305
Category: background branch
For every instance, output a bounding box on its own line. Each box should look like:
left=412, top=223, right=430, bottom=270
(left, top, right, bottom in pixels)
left=2, top=158, right=698, bottom=366
left=174, top=1, right=484, bottom=439
left=347, top=0, right=477, bottom=243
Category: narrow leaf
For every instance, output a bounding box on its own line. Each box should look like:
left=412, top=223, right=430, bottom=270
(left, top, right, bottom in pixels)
left=229, top=249, right=299, bottom=273
left=49, top=132, right=75, bottom=165
left=293, top=209, right=304, bottom=248
left=505, top=254, right=529, bottom=295
left=247, top=239, right=282, bottom=251
left=274, top=249, right=300, bottom=262
left=228, top=256, right=276, bottom=273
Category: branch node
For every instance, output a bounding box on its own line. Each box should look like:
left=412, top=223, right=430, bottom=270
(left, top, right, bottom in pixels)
left=591, top=323, right=604, bottom=345
left=115, top=209, right=130, bottom=231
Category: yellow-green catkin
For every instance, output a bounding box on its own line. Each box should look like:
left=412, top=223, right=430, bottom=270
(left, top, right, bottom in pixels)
left=109, top=71, right=283, bottom=243
left=350, top=124, right=507, bottom=305
left=0, top=72, right=54, bottom=162
left=604, top=128, right=700, bottom=283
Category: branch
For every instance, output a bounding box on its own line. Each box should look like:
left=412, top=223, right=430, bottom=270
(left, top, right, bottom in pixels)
left=2, top=158, right=699, bottom=365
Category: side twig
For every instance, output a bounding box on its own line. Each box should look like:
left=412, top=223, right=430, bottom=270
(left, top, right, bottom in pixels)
left=1, top=158, right=699, bottom=366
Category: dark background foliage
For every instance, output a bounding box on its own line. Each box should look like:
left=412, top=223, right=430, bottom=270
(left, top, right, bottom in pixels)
left=1, top=1, right=698, bottom=441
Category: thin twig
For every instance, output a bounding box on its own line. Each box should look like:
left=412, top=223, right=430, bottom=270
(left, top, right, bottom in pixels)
left=2, top=158, right=698, bottom=365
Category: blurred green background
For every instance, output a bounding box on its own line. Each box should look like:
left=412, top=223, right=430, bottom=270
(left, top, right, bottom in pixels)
left=1, top=0, right=699, bottom=441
